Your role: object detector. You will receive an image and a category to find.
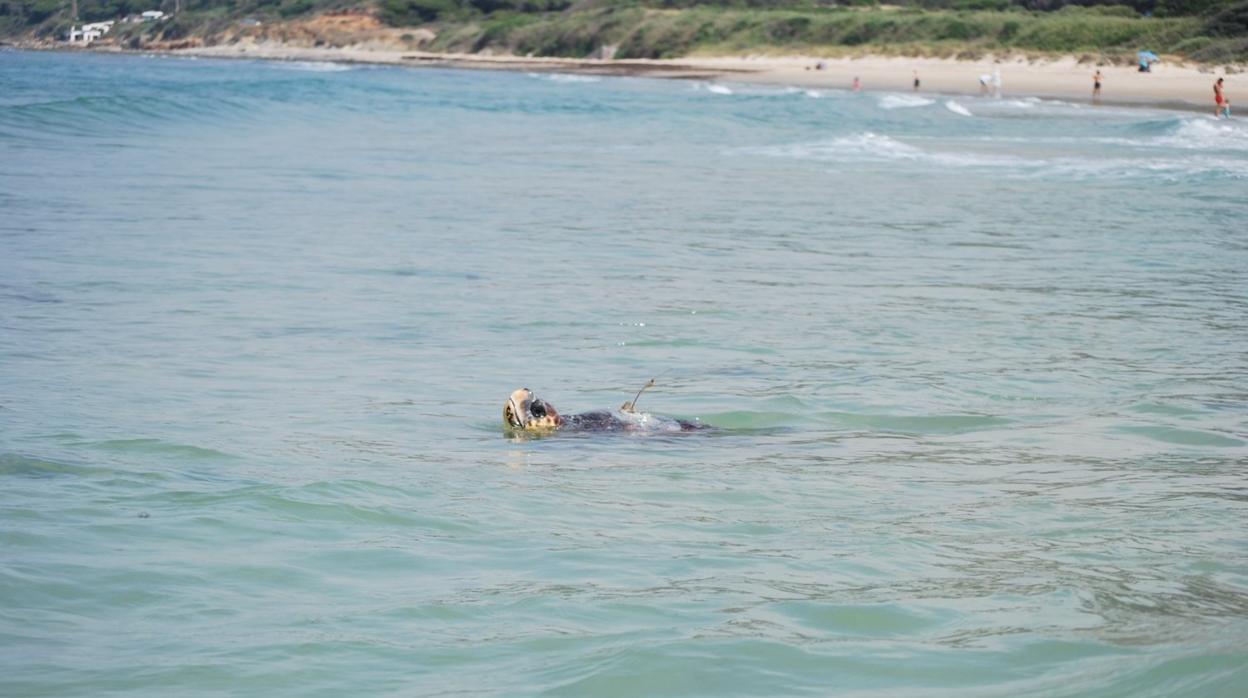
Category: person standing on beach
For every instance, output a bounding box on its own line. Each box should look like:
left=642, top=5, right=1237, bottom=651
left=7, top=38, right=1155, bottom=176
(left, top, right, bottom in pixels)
left=913, top=70, right=920, bottom=92
left=1093, top=70, right=1102, bottom=103
left=852, top=76, right=861, bottom=92
left=1215, top=78, right=1230, bottom=118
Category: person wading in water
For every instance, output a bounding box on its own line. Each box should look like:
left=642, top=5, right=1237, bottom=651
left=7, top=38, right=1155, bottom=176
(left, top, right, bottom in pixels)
left=1215, top=77, right=1230, bottom=119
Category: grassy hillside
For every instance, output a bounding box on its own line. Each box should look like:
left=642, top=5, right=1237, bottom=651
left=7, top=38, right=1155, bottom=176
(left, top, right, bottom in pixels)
left=425, top=5, right=1206, bottom=61
left=2, top=1, right=1245, bottom=63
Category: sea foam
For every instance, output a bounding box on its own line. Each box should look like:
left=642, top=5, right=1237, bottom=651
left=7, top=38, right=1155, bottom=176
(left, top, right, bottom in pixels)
left=741, top=132, right=924, bottom=162
left=737, top=130, right=1248, bottom=180
left=282, top=61, right=354, bottom=72
left=945, top=100, right=973, bottom=117
left=879, top=94, right=935, bottom=110
left=1160, top=117, right=1248, bottom=151
left=531, top=73, right=602, bottom=83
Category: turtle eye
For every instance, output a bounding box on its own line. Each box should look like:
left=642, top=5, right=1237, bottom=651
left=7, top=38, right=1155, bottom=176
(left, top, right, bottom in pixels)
left=530, top=400, right=547, bottom=418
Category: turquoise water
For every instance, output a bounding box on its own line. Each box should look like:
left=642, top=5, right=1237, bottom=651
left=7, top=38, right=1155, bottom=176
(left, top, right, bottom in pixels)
left=2, top=49, right=1247, bottom=696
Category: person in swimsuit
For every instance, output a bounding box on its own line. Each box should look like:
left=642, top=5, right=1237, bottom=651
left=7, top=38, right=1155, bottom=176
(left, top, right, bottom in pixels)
left=1215, top=78, right=1230, bottom=118
left=1093, top=70, right=1102, bottom=103
left=913, top=70, right=920, bottom=92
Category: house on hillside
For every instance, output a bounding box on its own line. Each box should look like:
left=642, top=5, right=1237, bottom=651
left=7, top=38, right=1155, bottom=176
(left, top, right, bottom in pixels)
left=67, top=21, right=114, bottom=44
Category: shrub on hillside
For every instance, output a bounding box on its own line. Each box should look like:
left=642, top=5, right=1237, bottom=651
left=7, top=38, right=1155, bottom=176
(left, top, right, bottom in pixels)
left=279, top=0, right=317, bottom=17
left=467, top=0, right=571, bottom=12
left=1155, top=0, right=1226, bottom=16
left=75, top=0, right=156, bottom=22
left=1186, top=35, right=1248, bottom=61
left=953, top=0, right=1012, bottom=9
left=24, top=0, right=61, bottom=23
left=1202, top=0, right=1248, bottom=36
left=381, top=0, right=468, bottom=24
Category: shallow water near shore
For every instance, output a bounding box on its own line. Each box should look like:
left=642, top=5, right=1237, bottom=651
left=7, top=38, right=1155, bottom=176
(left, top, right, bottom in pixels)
left=2, top=50, right=1247, bottom=696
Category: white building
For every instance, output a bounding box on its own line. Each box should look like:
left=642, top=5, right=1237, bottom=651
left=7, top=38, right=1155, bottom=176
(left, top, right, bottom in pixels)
left=141, top=10, right=165, bottom=21
left=67, top=20, right=114, bottom=44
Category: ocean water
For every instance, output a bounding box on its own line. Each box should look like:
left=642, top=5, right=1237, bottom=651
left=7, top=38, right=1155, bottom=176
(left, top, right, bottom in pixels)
left=2, top=49, right=1247, bottom=696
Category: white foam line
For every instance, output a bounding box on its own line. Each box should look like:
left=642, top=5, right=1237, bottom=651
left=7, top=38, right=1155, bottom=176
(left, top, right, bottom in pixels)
left=945, top=100, right=973, bottom=117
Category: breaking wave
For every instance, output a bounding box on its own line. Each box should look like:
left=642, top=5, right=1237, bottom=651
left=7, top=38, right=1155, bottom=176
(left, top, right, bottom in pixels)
left=279, top=60, right=356, bottom=72
left=878, top=94, right=935, bottom=109
left=737, top=129, right=1248, bottom=180
left=739, top=132, right=922, bottom=161
left=529, top=72, right=602, bottom=84
left=1151, top=117, right=1248, bottom=151
left=945, top=100, right=973, bottom=116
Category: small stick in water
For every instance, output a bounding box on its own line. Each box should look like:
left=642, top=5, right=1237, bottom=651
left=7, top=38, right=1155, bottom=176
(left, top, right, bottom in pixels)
left=621, top=378, right=655, bottom=413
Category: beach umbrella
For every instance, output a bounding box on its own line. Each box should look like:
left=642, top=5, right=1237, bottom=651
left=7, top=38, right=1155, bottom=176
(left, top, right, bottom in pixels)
left=1137, top=51, right=1160, bottom=62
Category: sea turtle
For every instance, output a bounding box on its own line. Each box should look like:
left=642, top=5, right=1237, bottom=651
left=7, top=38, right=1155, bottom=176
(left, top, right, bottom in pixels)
left=503, top=385, right=706, bottom=434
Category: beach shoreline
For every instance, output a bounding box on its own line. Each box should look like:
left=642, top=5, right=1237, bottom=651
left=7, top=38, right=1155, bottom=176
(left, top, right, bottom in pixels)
left=17, top=41, right=1236, bottom=113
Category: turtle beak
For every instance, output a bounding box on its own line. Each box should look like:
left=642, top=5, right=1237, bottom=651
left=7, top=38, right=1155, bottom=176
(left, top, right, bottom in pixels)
left=505, top=388, right=533, bottom=429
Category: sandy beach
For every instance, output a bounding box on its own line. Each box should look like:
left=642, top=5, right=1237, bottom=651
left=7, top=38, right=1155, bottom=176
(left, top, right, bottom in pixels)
left=172, top=42, right=1236, bottom=112
left=692, top=54, right=1230, bottom=111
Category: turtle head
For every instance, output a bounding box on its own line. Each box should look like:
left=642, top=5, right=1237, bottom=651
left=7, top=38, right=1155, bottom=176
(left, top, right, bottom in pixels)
left=504, top=388, right=563, bottom=432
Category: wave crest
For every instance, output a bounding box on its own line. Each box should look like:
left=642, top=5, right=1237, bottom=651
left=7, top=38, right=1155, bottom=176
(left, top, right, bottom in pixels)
left=879, top=94, right=934, bottom=110
left=944, top=100, right=973, bottom=117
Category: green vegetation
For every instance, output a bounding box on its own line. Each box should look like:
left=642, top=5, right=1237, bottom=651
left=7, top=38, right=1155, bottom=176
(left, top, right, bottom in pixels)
left=2, top=0, right=1245, bottom=63
left=426, top=4, right=1204, bottom=59
left=420, top=1, right=1242, bottom=61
